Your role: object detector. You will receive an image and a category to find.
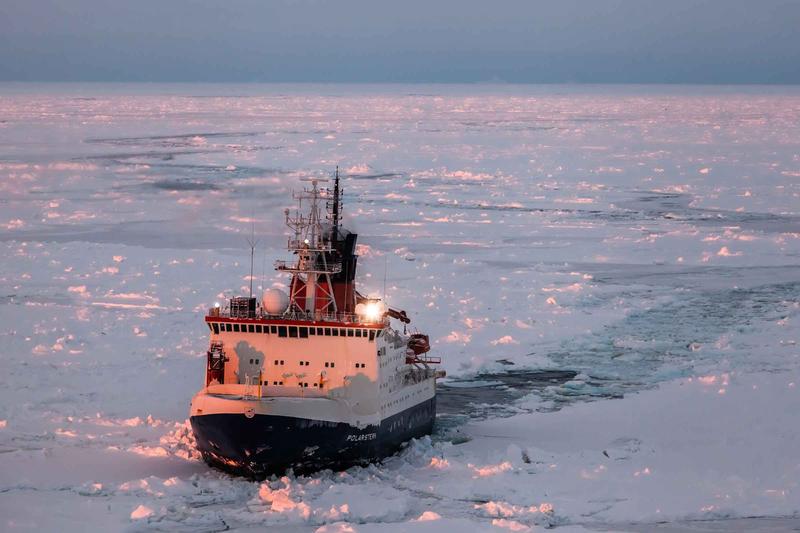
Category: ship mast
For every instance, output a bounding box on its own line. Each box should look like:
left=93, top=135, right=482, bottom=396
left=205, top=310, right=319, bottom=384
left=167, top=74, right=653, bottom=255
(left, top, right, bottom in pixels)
left=276, top=178, right=342, bottom=317
left=330, top=165, right=341, bottom=237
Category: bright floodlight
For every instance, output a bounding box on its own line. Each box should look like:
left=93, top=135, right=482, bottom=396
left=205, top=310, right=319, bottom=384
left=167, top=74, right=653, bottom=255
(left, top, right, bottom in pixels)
left=214, top=302, right=220, bottom=308
left=363, top=301, right=383, bottom=321
left=304, top=238, right=310, bottom=245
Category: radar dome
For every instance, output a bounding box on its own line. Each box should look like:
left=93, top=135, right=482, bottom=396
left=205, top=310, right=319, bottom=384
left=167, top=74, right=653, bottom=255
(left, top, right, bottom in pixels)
left=262, top=288, right=289, bottom=315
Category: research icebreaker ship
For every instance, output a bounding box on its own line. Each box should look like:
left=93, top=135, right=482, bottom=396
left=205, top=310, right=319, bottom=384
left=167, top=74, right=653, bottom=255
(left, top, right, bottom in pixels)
left=189, top=171, right=443, bottom=476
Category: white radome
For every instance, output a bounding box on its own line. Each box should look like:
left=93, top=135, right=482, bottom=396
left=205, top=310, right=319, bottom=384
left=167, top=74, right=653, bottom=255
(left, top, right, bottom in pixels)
left=262, top=288, right=289, bottom=315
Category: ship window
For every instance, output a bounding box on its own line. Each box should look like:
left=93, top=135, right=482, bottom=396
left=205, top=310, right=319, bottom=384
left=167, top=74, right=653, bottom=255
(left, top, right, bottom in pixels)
left=223, top=323, right=230, bottom=332
left=256, top=325, right=262, bottom=334
left=207, top=323, right=212, bottom=332
left=355, top=329, right=362, bottom=337
left=279, top=381, right=283, bottom=385
left=249, top=358, right=253, bottom=364
left=324, top=327, right=331, bottom=336
left=347, top=329, right=354, bottom=337
left=375, top=330, right=382, bottom=338
left=308, top=327, right=315, bottom=336
left=271, top=326, right=277, bottom=334
left=212, top=323, right=220, bottom=335
left=317, top=327, right=323, bottom=335
left=368, top=330, right=375, bottom=341
left=332, top=328, right=339, bottom=336
left=324, top=362, right=328, bottom=368
left=289, top=326, right=298, bottom=338
left=249, top=324, right=255, bottom=333
left=331, top=362, right=335, bottom=368
left=278, top=326, right=287, bottom=337
left=255, top=359, right=259, bottom=365
left=233, top=324, right=240, bottom=332
left=299, top=327, right=308, bottom=338
left=274, top=359, right=278, bottom=365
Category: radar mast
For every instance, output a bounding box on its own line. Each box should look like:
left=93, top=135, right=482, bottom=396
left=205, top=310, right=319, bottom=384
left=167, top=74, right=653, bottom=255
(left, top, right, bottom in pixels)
left=275, top=178, right=341, bottom=316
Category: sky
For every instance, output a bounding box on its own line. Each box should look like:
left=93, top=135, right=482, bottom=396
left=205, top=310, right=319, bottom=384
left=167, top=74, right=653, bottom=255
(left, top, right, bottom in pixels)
left=1, top=0, right=799, bottom=84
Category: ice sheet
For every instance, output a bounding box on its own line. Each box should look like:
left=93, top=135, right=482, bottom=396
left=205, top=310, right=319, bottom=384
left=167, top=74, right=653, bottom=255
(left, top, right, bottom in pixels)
left=0, top=83, right=798, bottom=531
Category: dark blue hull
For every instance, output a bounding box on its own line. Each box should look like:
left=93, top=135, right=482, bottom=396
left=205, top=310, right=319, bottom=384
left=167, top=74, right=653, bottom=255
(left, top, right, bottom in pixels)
left=190, top=397, right=436, bottom=477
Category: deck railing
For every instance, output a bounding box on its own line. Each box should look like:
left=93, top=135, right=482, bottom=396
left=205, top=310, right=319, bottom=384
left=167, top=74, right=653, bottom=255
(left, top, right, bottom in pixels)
left=207, top=383, right=328, bottom=399
left=208, top=305, right=387, bottom=326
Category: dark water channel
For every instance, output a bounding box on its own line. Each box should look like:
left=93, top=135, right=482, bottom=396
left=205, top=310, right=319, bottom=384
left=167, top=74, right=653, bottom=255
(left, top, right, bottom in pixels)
left=436, top=369, right=578, bottom=417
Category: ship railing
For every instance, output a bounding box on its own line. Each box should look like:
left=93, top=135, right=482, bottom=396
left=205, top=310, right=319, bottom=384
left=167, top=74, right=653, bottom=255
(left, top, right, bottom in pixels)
left=285, top=239, right=335, bottom=253
left=209, top=305, right=388, bottom=326
left=206, top=383, right=327, bottom=399
left=274, top=259, right=342, bottom=275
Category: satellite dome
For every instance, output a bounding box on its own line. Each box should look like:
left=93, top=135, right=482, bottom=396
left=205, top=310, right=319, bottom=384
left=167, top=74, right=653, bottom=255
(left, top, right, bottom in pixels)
left=262, top=288, right=289, bottom=315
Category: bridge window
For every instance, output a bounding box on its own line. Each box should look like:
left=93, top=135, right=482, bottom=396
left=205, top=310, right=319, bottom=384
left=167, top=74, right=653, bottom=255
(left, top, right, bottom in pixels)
left=289, top=326, right=298, bottom=338
left=256, top=325, right=262, bottom=334
left=347, top=329, right=354, bottom=337
left=332, top=328, right=339, bottom=336
left=368, top=330, right=375, bottom=341
left=270, top=326, right=277, bottom=334
left=278, top=326, right=287, bottom=337
left=233, top=324, right=240, bottom=333
left=355, top=329, right=362, bottom=337
left=317, top=327, right=324, bottom=335
left=299, top=327, right=308, bottom=338
left=249, top=324, right=256, bottom=333
left=308, top=327, right=315, bottom=336
left=212, top=323, right=220, bottom=334
left=325, top=327, right=331, bottom=336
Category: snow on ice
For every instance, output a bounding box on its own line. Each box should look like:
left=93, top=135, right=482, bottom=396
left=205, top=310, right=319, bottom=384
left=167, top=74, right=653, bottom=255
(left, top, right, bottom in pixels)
left=0, top=83, right=798, bottom=531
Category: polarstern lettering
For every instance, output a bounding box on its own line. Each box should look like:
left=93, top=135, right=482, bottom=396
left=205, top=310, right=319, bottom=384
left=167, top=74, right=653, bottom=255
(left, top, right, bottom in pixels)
left=346, top=432, right=377, bottom=442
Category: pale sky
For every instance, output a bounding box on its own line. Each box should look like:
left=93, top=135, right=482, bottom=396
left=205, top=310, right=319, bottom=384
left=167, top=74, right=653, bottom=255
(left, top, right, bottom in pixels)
left=1, top=0, right=798, bottom=83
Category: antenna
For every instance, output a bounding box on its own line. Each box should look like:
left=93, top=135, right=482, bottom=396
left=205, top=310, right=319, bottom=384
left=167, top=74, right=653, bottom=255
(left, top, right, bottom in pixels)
left=246, top=223, right=258, bottom=299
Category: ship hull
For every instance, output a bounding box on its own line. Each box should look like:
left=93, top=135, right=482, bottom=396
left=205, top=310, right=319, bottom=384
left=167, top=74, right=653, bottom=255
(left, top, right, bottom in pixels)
left=190, top=396, right=436, bottom=477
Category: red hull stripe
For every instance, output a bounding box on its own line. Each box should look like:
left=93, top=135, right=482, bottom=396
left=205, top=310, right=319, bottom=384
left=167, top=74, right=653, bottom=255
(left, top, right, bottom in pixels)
left=205, top=316, right=385, bottom=329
